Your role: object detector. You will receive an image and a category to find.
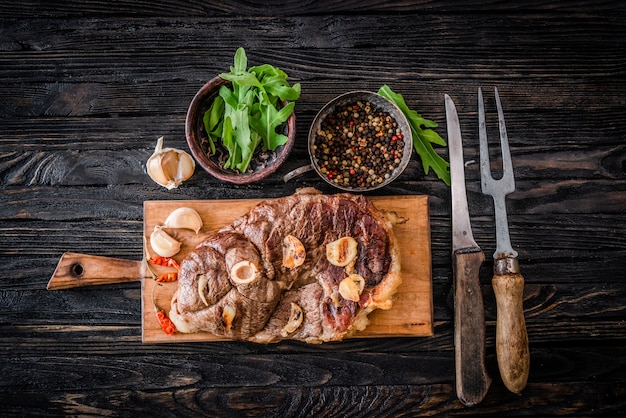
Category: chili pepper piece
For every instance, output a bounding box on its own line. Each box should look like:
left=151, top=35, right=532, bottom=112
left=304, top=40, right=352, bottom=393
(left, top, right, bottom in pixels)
left=156, top=271, right=178, bottom=283
left=149, top=255, right=180, bottom=270
left=156, top=310, right=177, bottom=335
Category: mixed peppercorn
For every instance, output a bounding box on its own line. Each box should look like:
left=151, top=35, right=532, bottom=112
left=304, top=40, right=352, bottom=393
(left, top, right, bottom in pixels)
left=312, top=100, right=406, bottom=190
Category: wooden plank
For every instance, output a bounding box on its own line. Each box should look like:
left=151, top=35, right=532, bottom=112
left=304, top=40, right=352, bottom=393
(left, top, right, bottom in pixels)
left=141, top=195, right=432, bottom=343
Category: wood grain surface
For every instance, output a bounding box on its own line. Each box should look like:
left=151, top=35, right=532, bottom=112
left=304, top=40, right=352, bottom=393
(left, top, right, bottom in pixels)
left=142, top=196, right=432, bottom=343
left=1, top=1, right=626, bottom=416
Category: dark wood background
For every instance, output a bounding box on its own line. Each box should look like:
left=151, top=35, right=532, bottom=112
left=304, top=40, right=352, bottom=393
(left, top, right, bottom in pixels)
left=1, top=1, right=625, bottom=416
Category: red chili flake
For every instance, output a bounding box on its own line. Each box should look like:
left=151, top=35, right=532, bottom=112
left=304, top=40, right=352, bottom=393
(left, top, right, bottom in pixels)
left=149, top=256, right=180, bottom=270
left=156, top=272, right=178, bottom=283
left=156, top=310, right=177, bottom=336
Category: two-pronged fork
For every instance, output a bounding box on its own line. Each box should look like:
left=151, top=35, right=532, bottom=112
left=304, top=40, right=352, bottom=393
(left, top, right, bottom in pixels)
left=478, top=87, right=530, bottom=394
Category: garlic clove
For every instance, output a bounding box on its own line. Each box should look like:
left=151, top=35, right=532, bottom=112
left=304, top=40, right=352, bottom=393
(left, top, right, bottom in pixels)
left=282, top=235, right=306, bottom=269
left=281, top=302, right=304, bottom=337
left=339, top=274, right=365, bottom=302
left=197, top=274, right=209, bottom=307
left=150, top=225, right=182, bottom=257
left=326, top=236, right=359, bottom=267
left=222, top=305, right=236, bottom=333
left=163, top=207, right=203, bottom=234
left=146, top=136, right=195, bottom=190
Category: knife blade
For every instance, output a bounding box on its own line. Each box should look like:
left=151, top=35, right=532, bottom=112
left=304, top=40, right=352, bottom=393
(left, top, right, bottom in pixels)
left=446, top=94, right=491, bottom=406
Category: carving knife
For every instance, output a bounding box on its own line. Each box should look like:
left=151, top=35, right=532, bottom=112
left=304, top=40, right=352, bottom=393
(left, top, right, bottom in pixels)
left=446, top=94, right=491, bottom=406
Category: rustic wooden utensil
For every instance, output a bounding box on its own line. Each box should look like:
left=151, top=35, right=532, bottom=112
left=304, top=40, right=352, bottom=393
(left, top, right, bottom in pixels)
left=478, top=87, right=530, bottom=394
left=446, top=94, right=492, bottom=406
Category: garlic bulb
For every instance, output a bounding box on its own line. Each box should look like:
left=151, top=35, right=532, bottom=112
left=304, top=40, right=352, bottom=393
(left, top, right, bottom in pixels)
left=146, top=136, right=195, bottom=190
left=163, top=207, right=203, bottom=234
left=150, top=226, right=181, bottom=257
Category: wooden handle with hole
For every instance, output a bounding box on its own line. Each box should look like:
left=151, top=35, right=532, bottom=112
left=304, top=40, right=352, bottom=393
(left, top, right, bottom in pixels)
left=47, top=252, right=144, bottom=290
left=492, top=257, right=530, bottom=394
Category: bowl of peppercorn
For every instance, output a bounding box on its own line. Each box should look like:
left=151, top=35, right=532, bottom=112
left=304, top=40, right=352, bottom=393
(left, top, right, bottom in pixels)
left=308, top=91, right=413, bottom=191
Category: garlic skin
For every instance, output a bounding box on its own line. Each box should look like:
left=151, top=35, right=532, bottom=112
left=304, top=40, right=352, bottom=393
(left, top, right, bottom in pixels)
left=150, top=225, right=182, bottom=257
left=147, top=136, right=195, bottom=190
left=163, top=207, right=203, bottom=234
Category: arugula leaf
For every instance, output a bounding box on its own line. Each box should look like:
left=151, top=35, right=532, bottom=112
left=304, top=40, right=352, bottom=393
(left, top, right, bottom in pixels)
left=220, top=71, right=263, bottom=88
left=203, top=96, right=224, bottom=155
left=378, top=85, right=451, bottom=186
left=203, top=47, right=301, bottom=173
left=232, top=108, right=253, bottom=172
left=239, top=131, right=263, bottom=173
left=232, top=47, right=247, bottom=74
left=250, top=64, right=288, bottom=79
left=221, top=116, right=236, bottom=169
left=263, top=78, right=301, bottom=102
left=250, top=101, right=295, bottom=150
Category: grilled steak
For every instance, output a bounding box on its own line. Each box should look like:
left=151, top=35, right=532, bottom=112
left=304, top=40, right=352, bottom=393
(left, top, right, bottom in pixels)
left=169, top=188, right=403, bottom=343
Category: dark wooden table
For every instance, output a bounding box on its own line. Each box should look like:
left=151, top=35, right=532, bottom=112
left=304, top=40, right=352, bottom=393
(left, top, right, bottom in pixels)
left=2, top=1, right=625, bottom=416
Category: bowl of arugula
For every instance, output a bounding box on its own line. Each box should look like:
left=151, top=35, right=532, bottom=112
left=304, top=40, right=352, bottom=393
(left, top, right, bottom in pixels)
left=186, top=48, right=300, bottom=184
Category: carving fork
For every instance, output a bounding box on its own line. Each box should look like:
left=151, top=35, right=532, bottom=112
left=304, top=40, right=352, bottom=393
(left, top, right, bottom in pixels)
left=478, top=87, right=530, bottom=394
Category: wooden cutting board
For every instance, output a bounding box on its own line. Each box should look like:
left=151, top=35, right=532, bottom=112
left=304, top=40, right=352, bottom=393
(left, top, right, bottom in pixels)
left=142, top=195, right=433, bottom=343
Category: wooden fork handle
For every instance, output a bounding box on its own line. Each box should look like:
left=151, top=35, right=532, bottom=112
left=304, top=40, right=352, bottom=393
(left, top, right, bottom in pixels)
left=47, top=252, right=144, bottom=290
left=492, top=257, right=530, bottom=394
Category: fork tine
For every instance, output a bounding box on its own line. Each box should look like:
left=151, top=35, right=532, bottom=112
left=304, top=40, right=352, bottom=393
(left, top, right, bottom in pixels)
left=478, top=87, right=494, bottom=193
left=494, top=87, right=515, bottom=193
left=479, top=87, right=515, bottom=195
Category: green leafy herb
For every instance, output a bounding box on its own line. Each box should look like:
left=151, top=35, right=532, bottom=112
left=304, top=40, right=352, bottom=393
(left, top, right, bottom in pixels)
left=378, top=85, right=451, bottom=186
left=203, top=48, right=300, bottom=173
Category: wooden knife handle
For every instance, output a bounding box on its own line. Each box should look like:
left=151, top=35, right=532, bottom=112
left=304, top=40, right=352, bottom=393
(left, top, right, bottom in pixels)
left=492, top=257, right=530, bottom=394
left=453, top=247, right=491, bottom=406
left=47, top=252, right=144, bottom=290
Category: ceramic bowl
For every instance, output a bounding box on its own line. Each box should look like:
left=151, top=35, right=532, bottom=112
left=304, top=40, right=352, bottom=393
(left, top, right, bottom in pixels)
left=307, top=90, right=413, bottom=192
left=185, top=76, right=296, bottom=185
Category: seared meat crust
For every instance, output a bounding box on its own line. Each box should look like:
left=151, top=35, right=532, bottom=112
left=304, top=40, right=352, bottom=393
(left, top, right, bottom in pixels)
left=169, top=189, right=402, bottom=343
